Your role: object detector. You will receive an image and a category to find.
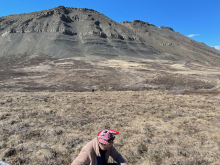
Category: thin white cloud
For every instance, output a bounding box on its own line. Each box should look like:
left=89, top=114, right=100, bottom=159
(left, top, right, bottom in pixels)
left=213, top=46, right=220, bottom=50
left=187, top=34, right=200, bottom=38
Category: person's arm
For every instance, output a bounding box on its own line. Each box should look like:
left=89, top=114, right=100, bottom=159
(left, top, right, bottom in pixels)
left=109, top=146, right=128, bottom=165
left=71, top=149, right=90, bottom=165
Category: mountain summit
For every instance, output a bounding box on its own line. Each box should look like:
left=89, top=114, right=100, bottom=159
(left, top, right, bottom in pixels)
left=0, top=6, right=219, bottom=64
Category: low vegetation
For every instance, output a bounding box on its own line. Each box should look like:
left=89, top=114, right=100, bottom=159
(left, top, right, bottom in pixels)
left=0, top=90, right=220, bottom=164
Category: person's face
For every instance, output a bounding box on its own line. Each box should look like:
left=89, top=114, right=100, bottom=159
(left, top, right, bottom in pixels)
left=99, top=142, right=113, bottom=151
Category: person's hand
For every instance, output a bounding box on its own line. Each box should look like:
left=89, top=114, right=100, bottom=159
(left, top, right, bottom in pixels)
left=121, top=163, right=128, bottom=165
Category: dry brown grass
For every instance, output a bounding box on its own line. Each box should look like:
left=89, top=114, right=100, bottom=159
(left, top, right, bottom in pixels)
left=1, top=57, right=220, bottom=95
left=0, top=90, right=220, bottom=164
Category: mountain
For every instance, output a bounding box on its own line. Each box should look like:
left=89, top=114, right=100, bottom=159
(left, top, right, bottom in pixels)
left=120, top=20, right=220, bottom=64
left=0, top=6, right=220, bottom=92
left=0, top=6, right=159, bottom=60
left=0, top=6, right=219, bottom=63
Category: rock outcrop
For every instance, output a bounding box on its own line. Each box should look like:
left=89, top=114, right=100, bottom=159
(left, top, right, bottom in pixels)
left=120, top=20, right=220, bottom=64
left=0, top=6, right=220, bottom=64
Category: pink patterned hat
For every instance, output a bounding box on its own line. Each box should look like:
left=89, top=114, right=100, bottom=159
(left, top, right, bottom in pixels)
left=97, top=129, right=119, bottom=144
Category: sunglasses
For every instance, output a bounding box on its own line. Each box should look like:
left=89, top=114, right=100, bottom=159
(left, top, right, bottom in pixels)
left=100, top=136, right=115, bottom=146
left=108, top=136, right=115, bottom=142
left=100, top=143, right=109, bottom=147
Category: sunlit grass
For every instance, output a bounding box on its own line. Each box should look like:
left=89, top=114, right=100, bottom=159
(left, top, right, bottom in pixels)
left=0, top=90, right=220, bottom=164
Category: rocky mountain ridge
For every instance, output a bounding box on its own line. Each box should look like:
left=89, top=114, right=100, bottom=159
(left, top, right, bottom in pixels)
left=0, top=6, right=219, bottom=64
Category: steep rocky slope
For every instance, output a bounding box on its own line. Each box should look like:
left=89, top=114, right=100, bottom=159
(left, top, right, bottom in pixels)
left=120, top=20, right=220, bottom=64
left=0, top=6, right=160, bottom=60
left=0, top=6, right=219, bottom=64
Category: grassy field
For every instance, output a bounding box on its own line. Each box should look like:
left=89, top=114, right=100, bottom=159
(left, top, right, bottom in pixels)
left=0, top=90, right=220, bottom=165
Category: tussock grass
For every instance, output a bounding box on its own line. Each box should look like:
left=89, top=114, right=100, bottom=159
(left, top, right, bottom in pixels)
left=146, top=73, right=216, bottom=91
left=0, top=91, right=220, bottom=164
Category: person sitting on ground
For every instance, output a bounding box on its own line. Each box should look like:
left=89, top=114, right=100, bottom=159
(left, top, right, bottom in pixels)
left=71, top=129, right=128, bottom=165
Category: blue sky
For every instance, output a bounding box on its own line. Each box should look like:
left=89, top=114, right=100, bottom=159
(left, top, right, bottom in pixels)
left=0, top=0, right=219, bottom=50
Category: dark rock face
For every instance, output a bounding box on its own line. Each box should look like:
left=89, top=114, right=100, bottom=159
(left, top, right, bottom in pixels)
left=0, top=6, right=219, bottom=64
left=0, top=6, right=160, bottom=60
left=120, top=20, right=220, bottom=65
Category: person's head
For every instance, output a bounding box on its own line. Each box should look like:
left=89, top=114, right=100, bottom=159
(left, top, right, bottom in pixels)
left=97, top=129, right=119, bottom=151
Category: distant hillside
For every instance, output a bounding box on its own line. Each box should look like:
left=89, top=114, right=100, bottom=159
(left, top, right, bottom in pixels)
left=120, top=20, right=220, bottom=65
left=0, top=6, right=220, bottom=64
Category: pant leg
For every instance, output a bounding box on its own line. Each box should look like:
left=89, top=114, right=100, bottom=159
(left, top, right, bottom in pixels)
left=107, top=163, right=119, bottom=165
